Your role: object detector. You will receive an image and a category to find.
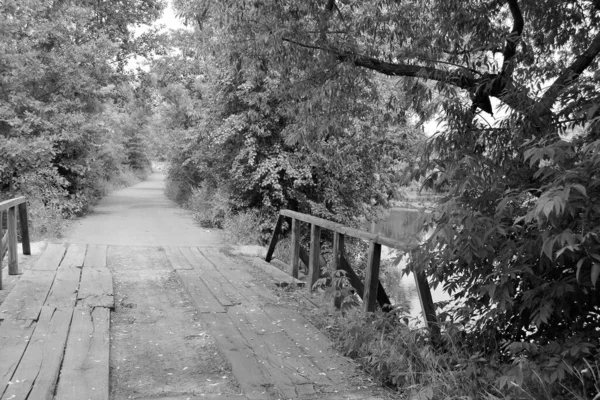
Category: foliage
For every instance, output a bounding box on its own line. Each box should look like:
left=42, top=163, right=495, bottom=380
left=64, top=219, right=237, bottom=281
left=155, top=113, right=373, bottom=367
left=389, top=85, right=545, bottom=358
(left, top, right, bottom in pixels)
left=0, top=0, right=163, bottom=237
left=183, top=0, right=600, bottom=391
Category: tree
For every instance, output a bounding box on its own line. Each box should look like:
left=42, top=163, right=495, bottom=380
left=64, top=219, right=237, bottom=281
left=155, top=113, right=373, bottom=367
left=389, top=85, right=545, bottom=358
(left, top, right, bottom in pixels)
left=185, top=0, right=600, bottom=387
left=1, top=0, right=164, bottom=216
left=155, top=10, right=422, bottom=232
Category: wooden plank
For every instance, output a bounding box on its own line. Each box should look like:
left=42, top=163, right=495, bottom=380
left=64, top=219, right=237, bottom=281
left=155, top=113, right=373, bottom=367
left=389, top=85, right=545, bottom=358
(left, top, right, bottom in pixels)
left=265, top=215, right=284, bottom=262
left=308, top=224, right=321, bottom=291
left=0, top=319, right=36, bottom=396
left=17, top=203, right=30, bottom=256
left=0, top=270, right=56, bottom=320
left=227, top=306, right=315, bottom=399
left=45, top=264, right=81, bottom=309
left=0, top=197, right=26, bottom=213
left=184, top=247, right=244, bottom=306
left=7, top=206, right=19, bottom=275
left=290, top=218, right=300, bottom=279
left=202, top=312, right=274, bottom=400
left=60, top=244, right=86, bottom=268
left=263, top=306, right=355, bottom=385
left=0, top=229, right=4, bottom=289
left=363, top=241, right=382, bottom=313
left=176, top=270, right=226, bottom=313
left=77, top=267, right=114, bottom=308
left=200, top=248, right=278, bottom=303
left=55, top=307, right=110, bottom=400
left=84, top=244, right=107, bottom=268
left=31, top=243, right=66, bottom=271
left=1, top=306, right=73, bottom=400
left=238, top=304, right=330, bottom=388
left=164, top=246, right=193, bottom=270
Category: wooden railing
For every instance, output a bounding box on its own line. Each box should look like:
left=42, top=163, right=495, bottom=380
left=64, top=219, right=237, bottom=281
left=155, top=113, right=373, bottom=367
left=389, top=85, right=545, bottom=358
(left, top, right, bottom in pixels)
left=265, top=210, right=438, bottom=332
left=0, top=197, right=31, bottom=289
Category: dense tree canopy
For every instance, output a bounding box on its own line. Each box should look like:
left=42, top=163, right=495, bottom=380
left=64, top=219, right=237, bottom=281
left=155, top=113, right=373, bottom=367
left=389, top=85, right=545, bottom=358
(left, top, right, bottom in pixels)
left=1, top=0, right=164, bottom=219
left=171, top=0, right=600, bottom=388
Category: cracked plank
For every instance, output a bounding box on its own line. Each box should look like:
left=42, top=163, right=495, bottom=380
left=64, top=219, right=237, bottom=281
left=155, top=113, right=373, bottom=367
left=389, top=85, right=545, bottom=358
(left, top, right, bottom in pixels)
left=0, top=319, right=36, bottom=398
left=77, top=266, right=114, bottom=309
left=30, top=243, right=65, bottom=271
left=60, top=244, right=86, bottom=268
left=1, top=306, right=73, bottom=400
left=55, top=307, right=110, bottom=400
left=0, top=270, right=56, bottom=320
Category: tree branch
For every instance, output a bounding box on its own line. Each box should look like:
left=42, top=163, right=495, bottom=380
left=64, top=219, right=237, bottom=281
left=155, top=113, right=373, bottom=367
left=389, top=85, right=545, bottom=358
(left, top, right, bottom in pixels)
left=282, top=37, right=476, bottom=90
left=536, top=30, right=600, bottom=112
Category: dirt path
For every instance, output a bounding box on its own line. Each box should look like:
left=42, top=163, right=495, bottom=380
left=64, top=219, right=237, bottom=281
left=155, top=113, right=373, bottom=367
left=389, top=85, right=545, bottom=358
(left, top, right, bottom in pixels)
left=59, top=173, right=387, bottom=400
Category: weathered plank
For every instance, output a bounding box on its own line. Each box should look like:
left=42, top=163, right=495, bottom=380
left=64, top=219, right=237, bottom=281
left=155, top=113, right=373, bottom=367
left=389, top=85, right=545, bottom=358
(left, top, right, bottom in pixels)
left=237, top=304, right=330, bottom=388
left=200, top=248, right=278, bottom=303
left=164, top=246, right=193, bottom=270
left=1, top=306, right=73, bottom=400
left=227, top=306, right=308, bottom=399
left=84, top=244, right=107, bottom=268
left=251, top=258, right=305, bottom=287
left=55, top=307, right=110, bottom=400
left=180, top=248, right=241, bottom=306
left=77, top=267, right=114, bottom=308
left=176, top=270, right=226, bottom=313
left=263, top=306, right=355, bottom=385
left=290, top=218, right=301, bottom=278
left=0, top=270, right=56, bottom=320
left=202, top=312, right=274, bottom=400
left=31, top=243, right=66, bottom=271
left=0, top=319, right=36, bottom=397
left=60, top=244, right=87, bottom=268
left=45, top=265, right=81, bottom=309
left=0, top=197, right=26, bottom=212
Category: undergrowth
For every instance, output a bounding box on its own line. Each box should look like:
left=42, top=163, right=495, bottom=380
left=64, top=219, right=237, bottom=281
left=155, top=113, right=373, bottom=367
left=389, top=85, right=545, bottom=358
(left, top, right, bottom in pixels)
left=305, top=300, right=600, bottom=400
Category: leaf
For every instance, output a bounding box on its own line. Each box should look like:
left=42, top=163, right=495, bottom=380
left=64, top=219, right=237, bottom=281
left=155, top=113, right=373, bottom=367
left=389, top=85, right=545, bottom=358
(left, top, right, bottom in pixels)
left=576, top=258, right=585, bottom=283
left=592, top=263, right=600, bottom=286
left=541, top=237, right=556, bottom=260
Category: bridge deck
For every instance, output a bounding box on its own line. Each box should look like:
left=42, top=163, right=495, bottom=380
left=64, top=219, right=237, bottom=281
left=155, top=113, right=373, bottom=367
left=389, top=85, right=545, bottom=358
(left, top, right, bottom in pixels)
left=0, top=243, right=378, bottom=400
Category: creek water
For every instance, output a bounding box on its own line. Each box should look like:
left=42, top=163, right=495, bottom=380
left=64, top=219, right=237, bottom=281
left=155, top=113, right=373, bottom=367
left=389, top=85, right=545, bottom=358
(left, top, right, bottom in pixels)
left=372, top=208, right=448, bottom=322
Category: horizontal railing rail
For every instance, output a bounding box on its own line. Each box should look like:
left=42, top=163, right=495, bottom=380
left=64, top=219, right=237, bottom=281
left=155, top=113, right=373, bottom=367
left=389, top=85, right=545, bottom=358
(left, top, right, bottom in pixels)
left=265, top=209, right=438, bottom=333
left=0, top=196, right=31, bottom=289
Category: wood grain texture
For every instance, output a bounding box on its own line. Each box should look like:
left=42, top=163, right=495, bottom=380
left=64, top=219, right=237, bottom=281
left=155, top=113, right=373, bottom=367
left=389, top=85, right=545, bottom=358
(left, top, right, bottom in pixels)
left=31, top=243, right=66, bottom=271
left=83, top=244, right=107, bottom=268
left=7, top=206, right=19, bottom=275
left=0, top=319, right=36, bottom=398
left=2, top=306, right=73, bottom=400
left=0, top=270, right=56, bottom=320
left=60, top=244, right=86, bottom=268
left=45, top=264, right=81, bottom=309
left=164, top=246, right=193, bottom=270
left=77, top=267, right=114, bottom=308
left=55, top=307, right=110, bottom=400
left=176, top=270, right=226, bottom=313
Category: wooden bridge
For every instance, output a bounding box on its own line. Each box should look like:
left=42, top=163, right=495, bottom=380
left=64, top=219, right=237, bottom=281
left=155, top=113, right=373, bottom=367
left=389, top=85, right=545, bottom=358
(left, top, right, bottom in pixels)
left=0, top=178, right=434, bottom=399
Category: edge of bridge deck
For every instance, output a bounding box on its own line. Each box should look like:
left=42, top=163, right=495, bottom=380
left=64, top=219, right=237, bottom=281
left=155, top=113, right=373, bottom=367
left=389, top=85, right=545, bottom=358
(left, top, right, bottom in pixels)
left=0, top=243, right=113, bottom=400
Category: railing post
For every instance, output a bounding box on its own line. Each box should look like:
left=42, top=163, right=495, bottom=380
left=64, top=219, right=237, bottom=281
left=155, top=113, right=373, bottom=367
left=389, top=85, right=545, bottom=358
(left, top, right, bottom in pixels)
left=8, top=206, right=19, bottom=275
left=308, top=224, right=321, bottom=291
left=290, top=218, right=300, bottom=278
left=332, top=232, right=344, bottom=309
left=265, top=214, right=284, bottom=262
left=363, top=241, right=381, bottom=313
left=0, top=212, right=4, bottom=289
left=414, top=272, right=440, bottom=338
left=18, top=202, right=31, bottom=256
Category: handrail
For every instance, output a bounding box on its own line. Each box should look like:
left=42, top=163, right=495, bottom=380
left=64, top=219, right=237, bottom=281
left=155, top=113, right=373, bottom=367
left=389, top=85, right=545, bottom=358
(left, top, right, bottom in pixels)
left=265, top=209, right=438, bottom=334
left=0, top=196, right=31, bottom=289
